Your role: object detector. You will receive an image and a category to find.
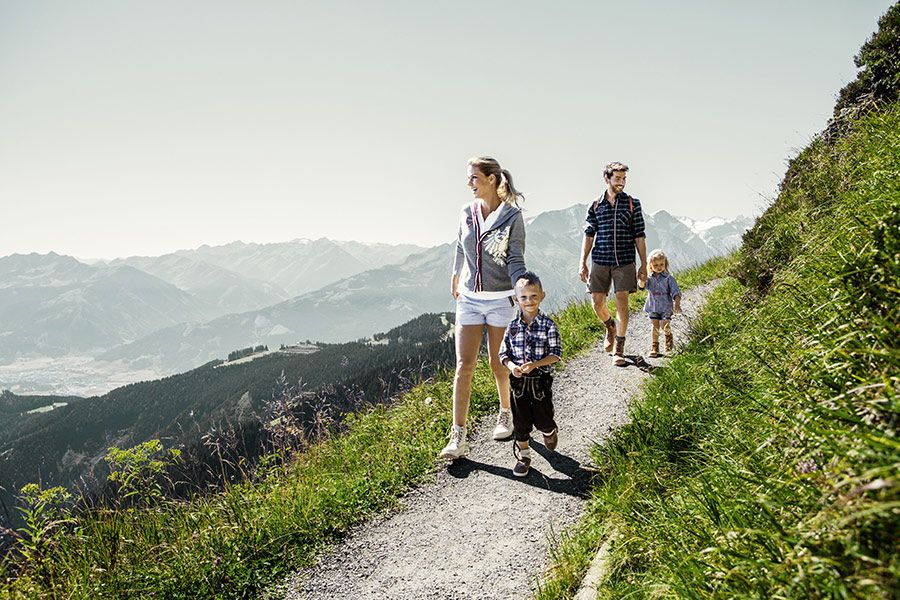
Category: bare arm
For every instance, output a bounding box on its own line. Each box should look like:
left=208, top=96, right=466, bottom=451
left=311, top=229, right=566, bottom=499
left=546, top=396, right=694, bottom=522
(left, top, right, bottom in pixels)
left=579, top=235, right=594, bottom=282
left=635, top=236, right=647, bottom=287
left=521, top=354, right=561, bottom=372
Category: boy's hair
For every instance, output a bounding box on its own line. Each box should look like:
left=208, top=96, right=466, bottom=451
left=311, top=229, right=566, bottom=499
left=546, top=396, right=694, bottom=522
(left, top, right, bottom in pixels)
left=516, top=271, right=543, bottom=290
left=648, top=248, right=670, bottom=272
left=603, top=161, right=629, bottom=179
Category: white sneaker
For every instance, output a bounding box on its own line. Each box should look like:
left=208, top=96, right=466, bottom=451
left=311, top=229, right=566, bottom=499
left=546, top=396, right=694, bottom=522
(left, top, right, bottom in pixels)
left=492, top=409, right=513, bottom=440
left=439, top=425, right=469, bottom=460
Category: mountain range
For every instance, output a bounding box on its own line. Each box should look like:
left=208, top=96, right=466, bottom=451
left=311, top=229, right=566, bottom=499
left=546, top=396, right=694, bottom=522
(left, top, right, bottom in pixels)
left=0, top=206, right=751, bottom=393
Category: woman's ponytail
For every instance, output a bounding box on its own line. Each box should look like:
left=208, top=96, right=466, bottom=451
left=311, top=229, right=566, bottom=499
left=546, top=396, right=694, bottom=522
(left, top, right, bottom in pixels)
left=467, top=156, right=524, bottom=207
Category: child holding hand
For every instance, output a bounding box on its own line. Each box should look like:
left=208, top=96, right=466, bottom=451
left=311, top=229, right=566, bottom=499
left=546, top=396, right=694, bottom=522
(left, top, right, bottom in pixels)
left=643, top=249, right=681, bottom=357
left=499, top=272, right=562, bottom=477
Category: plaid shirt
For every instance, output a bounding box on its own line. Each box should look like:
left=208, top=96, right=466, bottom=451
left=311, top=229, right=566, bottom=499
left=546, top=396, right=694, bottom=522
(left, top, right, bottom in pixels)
left=584, top=193, right=646, bottom=266
left=499, top=311, right=562, bottom=375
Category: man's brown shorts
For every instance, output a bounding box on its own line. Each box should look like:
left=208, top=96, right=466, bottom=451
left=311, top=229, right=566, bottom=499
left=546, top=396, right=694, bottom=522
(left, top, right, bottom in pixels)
left=588, top=262, right=637, bottom=294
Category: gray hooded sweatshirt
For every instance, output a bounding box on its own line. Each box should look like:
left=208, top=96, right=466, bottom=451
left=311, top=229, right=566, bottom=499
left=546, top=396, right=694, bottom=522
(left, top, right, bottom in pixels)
left=452, top=201, right=527, bottom=294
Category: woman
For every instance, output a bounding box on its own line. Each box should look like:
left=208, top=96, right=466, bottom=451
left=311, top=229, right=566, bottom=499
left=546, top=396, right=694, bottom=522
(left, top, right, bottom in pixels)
left=440, top=156, right=527, bottom=460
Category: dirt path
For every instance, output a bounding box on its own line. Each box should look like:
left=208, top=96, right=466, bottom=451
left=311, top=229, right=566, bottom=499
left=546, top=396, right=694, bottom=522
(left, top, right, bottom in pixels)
left=278, top=282, right=719, bottom=600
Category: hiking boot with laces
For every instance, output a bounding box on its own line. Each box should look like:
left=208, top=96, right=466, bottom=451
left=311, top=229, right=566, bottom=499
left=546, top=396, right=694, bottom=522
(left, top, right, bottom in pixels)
left=492, top=409, right=513, bottom=440
left=542, top=428, right=558, bottom=451
left=665, top=333, right=674, bottom=354
left=603, top=318, right=617, bottom=353
left=613, top=336, right=627, bottom=367
left=648, top=341, right=661, bottom=358
left=439, top=424, right=469, bottom=460
left=512, top=444, right=531, bottom=477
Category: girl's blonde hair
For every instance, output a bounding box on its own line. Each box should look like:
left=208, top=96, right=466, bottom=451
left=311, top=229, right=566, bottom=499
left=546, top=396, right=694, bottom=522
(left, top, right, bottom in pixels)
left=468, top=156, right=523, bottom=207
left=648, top=248, right=670, bottom=272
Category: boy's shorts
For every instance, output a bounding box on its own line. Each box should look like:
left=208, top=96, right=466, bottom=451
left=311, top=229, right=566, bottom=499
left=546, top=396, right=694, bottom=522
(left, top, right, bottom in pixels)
left=646, top=311, right=673, bottom=321
left=455, top=294, right=516, bottom=328
left=588, top=262, right=638, bottom=294
left=510, top=372, right=556, bottom=442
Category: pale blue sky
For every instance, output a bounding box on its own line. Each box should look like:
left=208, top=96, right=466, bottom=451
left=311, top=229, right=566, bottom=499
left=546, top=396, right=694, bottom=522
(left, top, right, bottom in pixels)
left=1, top=0, right=893, bottom=259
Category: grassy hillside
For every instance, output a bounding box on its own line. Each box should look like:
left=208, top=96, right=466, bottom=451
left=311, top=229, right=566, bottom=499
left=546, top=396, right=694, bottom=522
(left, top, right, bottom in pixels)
left=535, top=16, right=899, bottom=599
left=0, top=313, right=456, bottom=519
left=0, top=259, right=726, bottom=597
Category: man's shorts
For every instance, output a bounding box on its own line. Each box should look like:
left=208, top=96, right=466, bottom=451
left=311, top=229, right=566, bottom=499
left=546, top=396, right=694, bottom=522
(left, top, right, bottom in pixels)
left=456, top=294, right=517, bottom=328
left=588, top=262, right=638, bottom=294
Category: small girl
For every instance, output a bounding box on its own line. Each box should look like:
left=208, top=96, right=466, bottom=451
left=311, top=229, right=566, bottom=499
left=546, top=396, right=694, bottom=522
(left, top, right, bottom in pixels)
left=643, top=249, right=681, bottom=357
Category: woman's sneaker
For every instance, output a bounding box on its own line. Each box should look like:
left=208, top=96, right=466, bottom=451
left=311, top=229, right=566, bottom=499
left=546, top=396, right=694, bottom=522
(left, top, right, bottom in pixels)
left=512, top=444, right=531, bottom=477
left=492, top=409, right=513, bottom=440
left=439, top=425, right=469, bottom=460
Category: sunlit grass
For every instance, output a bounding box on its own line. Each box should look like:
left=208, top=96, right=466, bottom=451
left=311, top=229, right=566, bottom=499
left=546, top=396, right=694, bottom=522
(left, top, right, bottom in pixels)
left=536, top=103, right=899, bottom=599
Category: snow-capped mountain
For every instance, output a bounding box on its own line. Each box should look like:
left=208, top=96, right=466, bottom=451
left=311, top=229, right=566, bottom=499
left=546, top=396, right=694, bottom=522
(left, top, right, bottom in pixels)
left=99, top=207, right=752, bottom=375
left=2, top=210, right=751, bottom=391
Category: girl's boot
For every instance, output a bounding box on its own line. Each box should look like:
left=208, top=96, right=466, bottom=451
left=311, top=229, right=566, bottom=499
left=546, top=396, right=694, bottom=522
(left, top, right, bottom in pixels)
left=648, top=328, right=661, bottom=358
left=665, top=333, right=674, bottom=353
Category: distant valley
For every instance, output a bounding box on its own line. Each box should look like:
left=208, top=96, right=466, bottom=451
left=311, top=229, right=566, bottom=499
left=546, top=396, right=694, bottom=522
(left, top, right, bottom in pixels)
left=0, top=206, right=751, bottom=395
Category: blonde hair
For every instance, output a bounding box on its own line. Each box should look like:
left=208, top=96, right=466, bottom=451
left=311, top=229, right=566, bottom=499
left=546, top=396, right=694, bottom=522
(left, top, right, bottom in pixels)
left=603, top=161, right=629, bottom=180
left=468, top=156, right=523, bottom=206
left=648, top=248, right=670, bottom=272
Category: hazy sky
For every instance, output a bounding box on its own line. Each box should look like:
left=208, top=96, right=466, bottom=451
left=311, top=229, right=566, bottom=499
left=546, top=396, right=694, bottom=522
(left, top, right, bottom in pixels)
left=1, top=1, right=893, bottom=259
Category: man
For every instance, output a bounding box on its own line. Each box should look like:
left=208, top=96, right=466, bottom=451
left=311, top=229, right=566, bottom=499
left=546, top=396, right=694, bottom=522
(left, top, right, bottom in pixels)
left=578, top=162, right=647, bottom=366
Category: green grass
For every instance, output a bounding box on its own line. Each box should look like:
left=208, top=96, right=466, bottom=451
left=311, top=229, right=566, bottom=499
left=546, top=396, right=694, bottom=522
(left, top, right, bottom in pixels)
left=536, top=103, right=898, bottom=599
left=0, top=262, right=638, bottom=598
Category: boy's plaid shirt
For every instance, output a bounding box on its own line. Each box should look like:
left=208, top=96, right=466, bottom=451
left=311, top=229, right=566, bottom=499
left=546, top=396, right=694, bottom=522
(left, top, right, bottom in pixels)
left=584, top=193, right=646, bottom=266
left=499, top=311, right=562, bottom=375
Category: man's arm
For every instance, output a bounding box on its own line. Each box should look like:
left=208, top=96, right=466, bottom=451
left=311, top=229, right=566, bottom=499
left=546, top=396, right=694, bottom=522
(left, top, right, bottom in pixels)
left=579, top=235, right=594, bottom=282
left=635, top=236, right=647, bottom=287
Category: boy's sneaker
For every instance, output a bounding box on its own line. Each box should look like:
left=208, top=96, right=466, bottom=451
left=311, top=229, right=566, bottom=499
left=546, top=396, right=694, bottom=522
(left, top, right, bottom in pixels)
left=542, top=428, right=558, bottom=451
left=512, top=444, right=531, bottom=477
left=492, top=409, right=513, bottom=440
left=439, top=425, right=469, bottom=460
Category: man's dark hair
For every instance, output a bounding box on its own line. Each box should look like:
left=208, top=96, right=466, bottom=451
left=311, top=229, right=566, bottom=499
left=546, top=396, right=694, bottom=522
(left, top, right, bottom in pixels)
left=516, top=271, right=543, bottom=290
left=603, top=161, right=629, bottom=179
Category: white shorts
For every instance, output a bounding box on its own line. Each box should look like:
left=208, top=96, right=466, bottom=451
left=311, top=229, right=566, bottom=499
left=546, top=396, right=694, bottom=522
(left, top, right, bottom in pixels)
left=455, top=294, right=517, bottom=328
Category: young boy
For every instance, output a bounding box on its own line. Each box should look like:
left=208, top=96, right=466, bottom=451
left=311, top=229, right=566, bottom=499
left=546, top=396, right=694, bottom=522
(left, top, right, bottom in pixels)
left=499, top=272, right=562, bottom=477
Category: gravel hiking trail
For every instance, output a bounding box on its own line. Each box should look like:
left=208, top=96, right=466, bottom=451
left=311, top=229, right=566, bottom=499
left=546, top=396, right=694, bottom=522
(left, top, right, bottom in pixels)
left=278, top=282, right=719, bottom=600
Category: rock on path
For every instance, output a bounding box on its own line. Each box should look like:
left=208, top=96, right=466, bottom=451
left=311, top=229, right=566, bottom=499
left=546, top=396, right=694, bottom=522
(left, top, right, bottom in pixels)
left=279, top=283, right=719, bottom=600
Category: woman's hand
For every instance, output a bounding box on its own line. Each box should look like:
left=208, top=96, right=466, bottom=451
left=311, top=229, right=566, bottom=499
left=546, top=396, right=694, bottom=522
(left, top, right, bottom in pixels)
left=451, top=274, right=459, bottom=300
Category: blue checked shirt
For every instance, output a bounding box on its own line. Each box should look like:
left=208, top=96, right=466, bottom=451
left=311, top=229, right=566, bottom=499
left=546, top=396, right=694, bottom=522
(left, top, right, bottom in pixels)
left=584, top=193, right=647, bottom=266
left=499, top=311, right=562, bottom=375
left=644, top=271, right=681, bottom=315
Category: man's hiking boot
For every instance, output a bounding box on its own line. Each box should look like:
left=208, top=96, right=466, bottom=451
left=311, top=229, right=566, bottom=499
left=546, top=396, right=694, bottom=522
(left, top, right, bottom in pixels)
left=614, top=336, right=627, bottom=367
left=648, top=341, right=661, bottom=358
left=603, top=318, right=616, bottom=353
left=439, top=425, right=469, bottom=460
left=665, top=333, right=674, bottom=354
left=542, top=428, right=558, bottom=451
left=492, top=409, right=513, bottom=440
left=513, top=444, right=531, bottom=477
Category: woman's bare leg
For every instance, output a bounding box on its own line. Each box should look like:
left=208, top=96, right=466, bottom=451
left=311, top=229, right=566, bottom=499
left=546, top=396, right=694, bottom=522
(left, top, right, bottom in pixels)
left=453, top=324, right=485, bottom=426
left=486, top=324, right=511, bottom=411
